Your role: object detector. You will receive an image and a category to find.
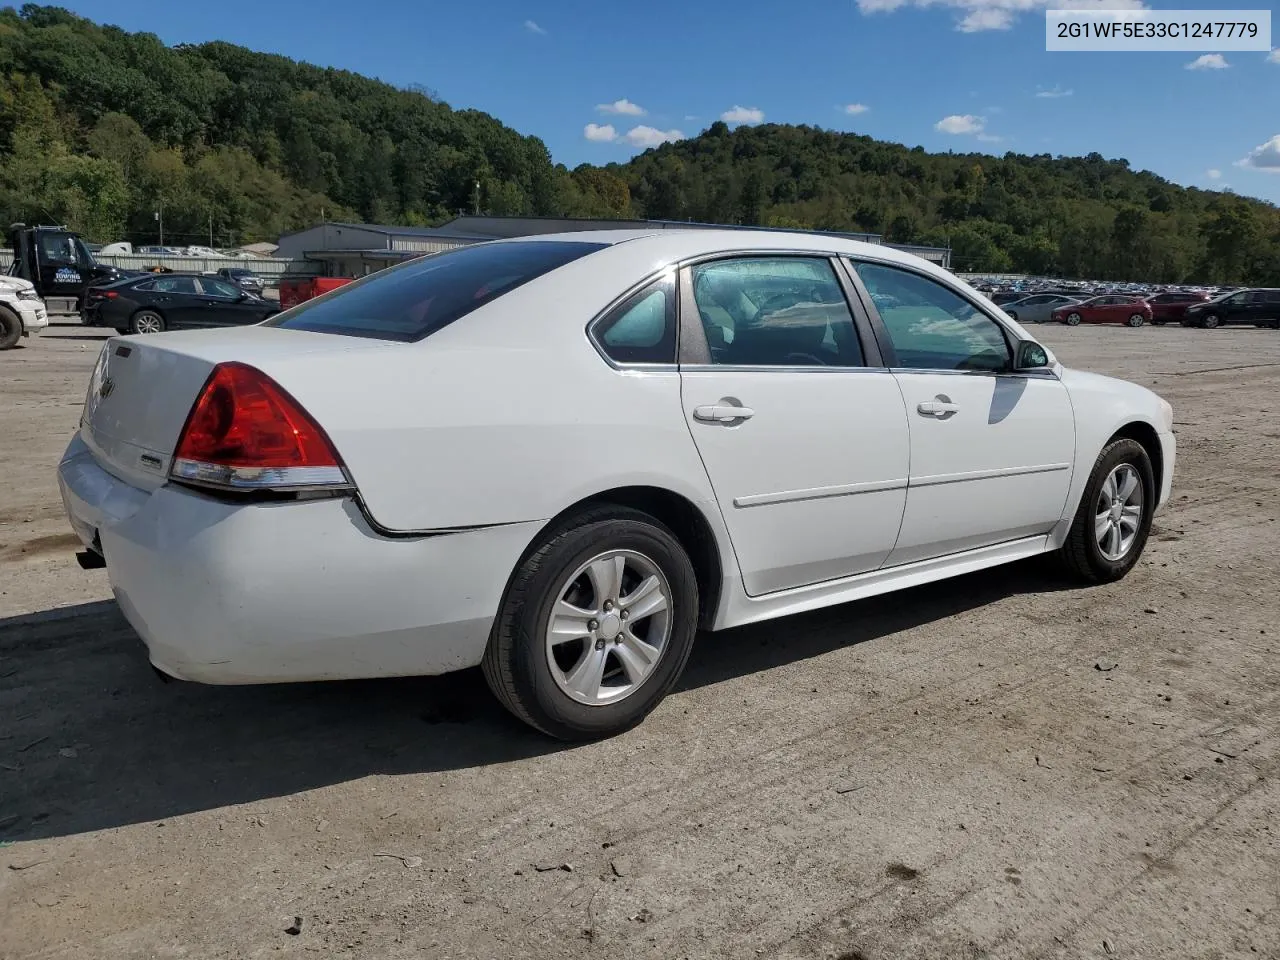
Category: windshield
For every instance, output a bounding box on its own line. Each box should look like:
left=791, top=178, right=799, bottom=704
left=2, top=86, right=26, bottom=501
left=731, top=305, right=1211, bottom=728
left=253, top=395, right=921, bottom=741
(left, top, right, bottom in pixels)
left=266, top=240, right=607, bottom=341
left=74, top=238, right=97, bottom=268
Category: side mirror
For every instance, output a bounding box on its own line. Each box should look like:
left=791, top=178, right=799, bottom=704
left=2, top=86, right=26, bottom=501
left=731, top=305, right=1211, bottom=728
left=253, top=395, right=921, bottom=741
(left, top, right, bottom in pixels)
left=1014, top=340, right=1050, bottom=370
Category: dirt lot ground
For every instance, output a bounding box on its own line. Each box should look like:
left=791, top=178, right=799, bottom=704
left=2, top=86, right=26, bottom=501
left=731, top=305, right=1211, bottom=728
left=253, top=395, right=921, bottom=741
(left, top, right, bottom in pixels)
left=2, top=323, right=1278, bottom=959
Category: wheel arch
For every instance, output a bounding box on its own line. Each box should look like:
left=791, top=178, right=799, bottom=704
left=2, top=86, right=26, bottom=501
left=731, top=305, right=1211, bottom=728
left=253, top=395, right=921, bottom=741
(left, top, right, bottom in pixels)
left=1105, top=419, right=1163, bottom=499
left=514, top=485, right=727, bottom=631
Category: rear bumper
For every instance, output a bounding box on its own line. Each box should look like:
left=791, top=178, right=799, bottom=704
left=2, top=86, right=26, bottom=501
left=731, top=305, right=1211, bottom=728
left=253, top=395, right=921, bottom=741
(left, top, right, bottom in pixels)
left=58, top=434, right=541, bottom=684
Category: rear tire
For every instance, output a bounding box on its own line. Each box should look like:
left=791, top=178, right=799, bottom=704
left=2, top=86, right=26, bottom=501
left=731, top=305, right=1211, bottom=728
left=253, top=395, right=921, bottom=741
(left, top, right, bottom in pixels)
left=0, top=305, right=21, bottom=349
left=482, top=506, right=699, bottom=740
left=1127, top=313, right=1145, bottom=328
left=130, top=310, right=166, bottom=335
left=1058, top=438, right=1155, bottom=584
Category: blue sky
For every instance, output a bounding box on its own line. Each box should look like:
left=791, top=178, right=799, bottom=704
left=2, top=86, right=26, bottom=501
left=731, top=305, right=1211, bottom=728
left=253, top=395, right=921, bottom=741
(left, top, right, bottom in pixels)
left=62, top=0, right=1280, bottom=203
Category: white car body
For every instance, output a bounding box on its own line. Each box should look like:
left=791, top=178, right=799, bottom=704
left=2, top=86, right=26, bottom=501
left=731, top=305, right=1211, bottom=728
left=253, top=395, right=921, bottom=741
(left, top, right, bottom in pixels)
left=1, top=275, right=50, bottom=337
left=58, top=230, right=1174, bottom=691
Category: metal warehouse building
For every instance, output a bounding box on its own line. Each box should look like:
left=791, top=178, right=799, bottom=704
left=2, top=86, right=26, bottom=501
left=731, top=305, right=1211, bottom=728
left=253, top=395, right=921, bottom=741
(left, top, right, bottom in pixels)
left=276, top=216, right=951, bottom=277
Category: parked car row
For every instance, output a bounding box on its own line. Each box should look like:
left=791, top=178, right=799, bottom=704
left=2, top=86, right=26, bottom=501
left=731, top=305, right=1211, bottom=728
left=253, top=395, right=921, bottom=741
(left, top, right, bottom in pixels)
left=998, top=288, right=1280, bottom=329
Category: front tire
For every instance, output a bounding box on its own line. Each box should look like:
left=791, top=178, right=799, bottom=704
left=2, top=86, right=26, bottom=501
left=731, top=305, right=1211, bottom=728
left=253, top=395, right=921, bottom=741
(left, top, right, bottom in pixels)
left=482, top=506, right=699, bottom=740
left=130, top=310, right=166, bottom=335
left=1065, top=312, right=1083, bottom=326
left=1127, top=313, right=1145, bottom=328
left=0, top=305, right=21, bottom=349
left=1058, top=438, right=1155, bottom=584
left=1201, top=313, right=1220, bottom=329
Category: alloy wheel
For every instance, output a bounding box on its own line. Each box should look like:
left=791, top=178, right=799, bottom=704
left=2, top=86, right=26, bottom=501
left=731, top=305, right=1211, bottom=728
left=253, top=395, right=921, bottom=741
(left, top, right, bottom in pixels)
left=1095, top=464, right=1144, bottom=561
left=132, top=313, right=164, bottom=334
left=544, top=550, right=673, bottom=706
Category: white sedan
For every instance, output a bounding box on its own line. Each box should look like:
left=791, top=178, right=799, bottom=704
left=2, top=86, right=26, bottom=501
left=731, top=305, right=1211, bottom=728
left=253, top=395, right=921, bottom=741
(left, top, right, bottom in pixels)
left=58, top=230, right=1175, bottom=739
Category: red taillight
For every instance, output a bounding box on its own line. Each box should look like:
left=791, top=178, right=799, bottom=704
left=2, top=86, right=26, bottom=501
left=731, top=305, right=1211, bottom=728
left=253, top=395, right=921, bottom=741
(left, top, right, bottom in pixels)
left=170, top=362, right=350, bottom=492
left=105, top=291, right=117, bottom=299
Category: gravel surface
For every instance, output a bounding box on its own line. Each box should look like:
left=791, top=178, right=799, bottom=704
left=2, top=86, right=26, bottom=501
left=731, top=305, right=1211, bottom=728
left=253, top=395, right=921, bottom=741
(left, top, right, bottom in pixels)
left=2, top=324, right=1278, bottom=959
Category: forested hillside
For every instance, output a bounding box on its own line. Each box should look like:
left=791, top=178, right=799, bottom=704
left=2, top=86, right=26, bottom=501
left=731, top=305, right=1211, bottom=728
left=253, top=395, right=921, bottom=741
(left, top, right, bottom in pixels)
left=2, top=4, right=1277, bottom=283
left=614, top=123, right=1280, bottom=283
left=0, top=4, right=629, bottom=246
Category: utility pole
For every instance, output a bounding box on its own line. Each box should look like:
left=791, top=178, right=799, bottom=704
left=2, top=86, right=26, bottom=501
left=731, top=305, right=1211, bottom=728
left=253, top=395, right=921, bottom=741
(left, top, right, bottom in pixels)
left=473, top=180, right=481, bottom=216
left=154, top=203, right=164, bottom=246
left=209, top=214, right=214, bottom=247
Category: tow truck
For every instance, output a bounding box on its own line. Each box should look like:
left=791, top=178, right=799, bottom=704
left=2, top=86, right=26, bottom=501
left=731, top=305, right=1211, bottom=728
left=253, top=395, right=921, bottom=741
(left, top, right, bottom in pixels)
left=6, top=222, right=137, bottom=320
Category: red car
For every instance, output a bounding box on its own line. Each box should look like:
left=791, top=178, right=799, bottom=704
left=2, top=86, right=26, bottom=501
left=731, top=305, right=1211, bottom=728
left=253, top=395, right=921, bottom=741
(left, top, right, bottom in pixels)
left=1050, top=295, right=1153, bottom=328
left=1146, top=291, right=1211, bottom=325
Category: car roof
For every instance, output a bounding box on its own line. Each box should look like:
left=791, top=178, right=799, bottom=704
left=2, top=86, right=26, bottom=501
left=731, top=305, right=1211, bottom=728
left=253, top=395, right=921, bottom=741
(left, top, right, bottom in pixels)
left=494, top=228, right=949, bottom=277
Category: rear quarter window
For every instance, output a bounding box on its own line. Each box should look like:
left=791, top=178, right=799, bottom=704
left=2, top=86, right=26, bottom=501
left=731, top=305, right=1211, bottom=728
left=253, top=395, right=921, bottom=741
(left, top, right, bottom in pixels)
left=266, top=241, right=607, bottom=342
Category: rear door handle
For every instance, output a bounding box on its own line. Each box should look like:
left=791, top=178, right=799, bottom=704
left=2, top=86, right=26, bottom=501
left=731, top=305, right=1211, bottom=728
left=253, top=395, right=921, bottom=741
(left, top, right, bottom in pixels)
left=693, top=402, right=755, bottom=424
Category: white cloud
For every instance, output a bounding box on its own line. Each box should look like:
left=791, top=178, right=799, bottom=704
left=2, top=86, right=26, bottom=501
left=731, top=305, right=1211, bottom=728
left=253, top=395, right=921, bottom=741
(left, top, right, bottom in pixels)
left=958, top=8, right=1012, bottom=31
left=721, top=105, right=765, bottom=125
left=1268, top=48, right=1280, bottom=62
left=935, top=114, right=985, bottom=135
left=523, top=19, right=546, bottom=34
left=623, top=125, right=685, bottom=147
left=1207, top=168, right=1222, bottom=180
left=1035, top=85, right=1073, bottom=98
left=855, top=0, right=1147, bottom=33
left=596, top=98, right=646, bottom=116
left=842, top=103, right=870, bottom=115
left=684, top=114, right=700, bottom=121
left=1186, top=53, right=1229, bottom=70
left=583, top=123, right=616, bottom=142
left=977, top=133, right=1004, bottom=142
left=1237, top=135, right=1280, bottom=171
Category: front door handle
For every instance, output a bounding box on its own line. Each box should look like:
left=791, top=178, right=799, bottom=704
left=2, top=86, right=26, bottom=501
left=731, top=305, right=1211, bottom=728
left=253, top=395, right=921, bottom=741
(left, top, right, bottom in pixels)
left=693, top=400, right=754, bottom=424
left=917, top=396, right=959, bottom=418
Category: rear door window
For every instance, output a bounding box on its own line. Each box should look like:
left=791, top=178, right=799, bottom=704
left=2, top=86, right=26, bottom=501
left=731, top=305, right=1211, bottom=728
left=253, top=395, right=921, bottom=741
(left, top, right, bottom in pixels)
left=691, top=257, right=866, bottom=367
left=152, top=277, right=199, bottom=294
left=267, top=241, right=606, bottom=341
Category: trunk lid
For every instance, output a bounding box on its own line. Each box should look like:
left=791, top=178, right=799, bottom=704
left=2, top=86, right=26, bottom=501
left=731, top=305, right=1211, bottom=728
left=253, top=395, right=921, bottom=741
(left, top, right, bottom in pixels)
left=80, top=326, right=396, bottom=490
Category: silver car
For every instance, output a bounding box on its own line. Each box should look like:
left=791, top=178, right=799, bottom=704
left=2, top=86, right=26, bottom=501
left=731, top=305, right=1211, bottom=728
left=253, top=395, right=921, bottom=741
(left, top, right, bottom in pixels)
left=1003, top=293, right=1086, bottom=325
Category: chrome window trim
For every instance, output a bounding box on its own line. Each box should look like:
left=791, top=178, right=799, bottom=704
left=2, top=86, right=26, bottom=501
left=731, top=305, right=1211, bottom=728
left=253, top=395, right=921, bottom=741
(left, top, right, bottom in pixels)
left=584, top=244, right=1050, bottom=374
left=887, top=366, right=1061, bottom=381
left=679, top=363, right=892, bottom=375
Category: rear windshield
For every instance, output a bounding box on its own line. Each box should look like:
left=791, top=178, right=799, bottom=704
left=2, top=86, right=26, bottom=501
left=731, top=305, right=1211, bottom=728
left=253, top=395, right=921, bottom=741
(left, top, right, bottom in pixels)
left=265, top=240, right=607, bottom=342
